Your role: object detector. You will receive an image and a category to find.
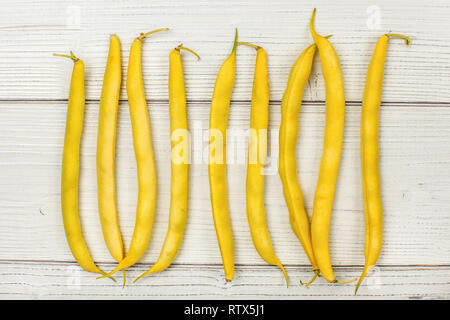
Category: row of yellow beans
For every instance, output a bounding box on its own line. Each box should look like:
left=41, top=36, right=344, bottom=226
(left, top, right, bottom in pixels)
left=57, top=9, right=410, bottom=291
left=57, top=29, right=200, bottom=285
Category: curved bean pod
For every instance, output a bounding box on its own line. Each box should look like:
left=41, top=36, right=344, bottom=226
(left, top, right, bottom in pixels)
left=278, top=43, right=320, bottom=285
left=356, top=33, right=411, bottom=294
left=309, top=9, right=351, bottom=283
left=208, top=29, right=238, bottom=281
left=100, top=28, right=168, bottom=279
left=135, top=44, right=199, bottom=282
left=57, top=52, right=113, bottom=280
left=97, top=35, right=124, bottom=264
left=239, top=42, right=288, bottom=286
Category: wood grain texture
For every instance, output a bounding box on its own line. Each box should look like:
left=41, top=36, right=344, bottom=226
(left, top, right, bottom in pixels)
left=0, top=0, right=449, bottom=102
left=0, top=261, right=448, bottom=299
left=0, top=102, right=449, bottom=267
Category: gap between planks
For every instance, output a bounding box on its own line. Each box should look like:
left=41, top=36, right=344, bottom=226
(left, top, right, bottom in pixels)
left=0, top=259, right=449, bottom=269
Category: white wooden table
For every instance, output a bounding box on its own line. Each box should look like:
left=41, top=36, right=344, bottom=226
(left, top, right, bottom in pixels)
left=0, top=0, right=449, bottom=299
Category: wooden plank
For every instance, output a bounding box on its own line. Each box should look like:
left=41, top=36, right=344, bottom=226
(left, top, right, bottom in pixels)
left=0, top=101, right=449, bottom=266
left=0, top=261, right=448, bottom=299
left=0, top=0, right=449, bottom=102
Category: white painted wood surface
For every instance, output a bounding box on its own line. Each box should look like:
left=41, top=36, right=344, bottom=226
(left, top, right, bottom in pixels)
left=1, top=262, right=449, bottom=299
left=0, top=0, right=449, bottom=299
left=0, top=0, right=449, bottom=102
